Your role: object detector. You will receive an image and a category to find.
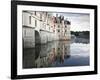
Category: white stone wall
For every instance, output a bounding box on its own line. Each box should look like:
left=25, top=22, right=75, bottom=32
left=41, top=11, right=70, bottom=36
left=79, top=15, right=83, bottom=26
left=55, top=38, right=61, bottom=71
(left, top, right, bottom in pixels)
left=32, top=12, right=41, bottom=31
left=22, top=12, right=35, bottom=28
left=22, top=27, right=35, bottom=48
left=22, top=12, right=35, bottom=48
left=66, top=25, right=71, bottom=39
left=40, top=31, right=48, bottom=44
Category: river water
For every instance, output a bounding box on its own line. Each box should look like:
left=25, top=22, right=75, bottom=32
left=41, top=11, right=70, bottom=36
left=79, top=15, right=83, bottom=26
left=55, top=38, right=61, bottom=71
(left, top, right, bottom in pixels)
left=23, top=39, right=90, bottom=68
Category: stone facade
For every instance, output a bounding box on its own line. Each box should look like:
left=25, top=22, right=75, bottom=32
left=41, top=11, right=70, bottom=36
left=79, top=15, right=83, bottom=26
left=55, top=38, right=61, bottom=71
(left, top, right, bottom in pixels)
left=54, top=14, right=71, bottom=40
left=22, top=11, right=35, bottom=48
left=22, top=11, right=71, bottom=48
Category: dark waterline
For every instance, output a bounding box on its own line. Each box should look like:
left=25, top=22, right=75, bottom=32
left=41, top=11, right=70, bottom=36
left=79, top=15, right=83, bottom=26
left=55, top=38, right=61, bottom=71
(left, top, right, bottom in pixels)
left=23, top=40, right=90, bottom=69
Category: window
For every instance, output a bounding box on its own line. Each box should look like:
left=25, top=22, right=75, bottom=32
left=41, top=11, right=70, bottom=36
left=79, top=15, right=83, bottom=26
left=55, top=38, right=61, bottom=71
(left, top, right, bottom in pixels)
left=35, top=11, right=36, bottom=15
left=58, top=25, right=60, bottom=28
left=35, top=20, right=37, bottom=27
left=58, top=30, right=60, bottom=32
left=54, top=25, right=55, bottom=29
left=65, top=25, right=67, bottom=28
left=58, top=48, right=60, bottom=51
left=29, top=16, right=31, bottom=24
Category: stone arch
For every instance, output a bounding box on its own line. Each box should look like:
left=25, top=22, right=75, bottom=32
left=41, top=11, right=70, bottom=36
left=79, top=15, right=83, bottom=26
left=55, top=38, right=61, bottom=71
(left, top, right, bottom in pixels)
left=35, top=30, right=41, bottom=60
left=35, top=30, right=41, bottom=45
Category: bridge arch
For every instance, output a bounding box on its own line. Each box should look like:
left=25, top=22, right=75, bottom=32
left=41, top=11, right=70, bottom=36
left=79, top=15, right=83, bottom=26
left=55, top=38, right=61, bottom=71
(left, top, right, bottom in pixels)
left=35, top=30, right=41, bottom=45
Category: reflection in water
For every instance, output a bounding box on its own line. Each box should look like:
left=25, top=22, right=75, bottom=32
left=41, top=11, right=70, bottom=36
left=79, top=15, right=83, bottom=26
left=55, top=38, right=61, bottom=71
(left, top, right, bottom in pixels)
left=23, top=39, right=90, bottom=68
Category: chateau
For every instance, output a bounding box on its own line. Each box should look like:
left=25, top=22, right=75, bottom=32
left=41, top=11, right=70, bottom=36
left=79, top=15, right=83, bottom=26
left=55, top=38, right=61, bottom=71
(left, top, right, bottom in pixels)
left=22, top=11, right=71, bottom=48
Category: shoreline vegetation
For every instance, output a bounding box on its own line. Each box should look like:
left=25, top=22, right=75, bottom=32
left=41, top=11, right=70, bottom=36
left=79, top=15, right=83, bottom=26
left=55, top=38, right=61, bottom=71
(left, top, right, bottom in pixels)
left=71, top=31, right=90, bottom=43
left=71, top=31, right=89, bottom=39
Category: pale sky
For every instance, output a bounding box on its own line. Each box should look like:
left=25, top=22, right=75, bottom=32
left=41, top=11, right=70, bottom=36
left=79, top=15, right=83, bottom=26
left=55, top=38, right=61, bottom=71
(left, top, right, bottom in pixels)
left=52, top=13, right=90, bottom=31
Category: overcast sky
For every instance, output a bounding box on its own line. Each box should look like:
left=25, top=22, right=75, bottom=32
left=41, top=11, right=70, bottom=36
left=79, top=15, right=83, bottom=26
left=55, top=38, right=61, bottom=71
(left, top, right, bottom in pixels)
left=52, top=13, right=90, bottom=31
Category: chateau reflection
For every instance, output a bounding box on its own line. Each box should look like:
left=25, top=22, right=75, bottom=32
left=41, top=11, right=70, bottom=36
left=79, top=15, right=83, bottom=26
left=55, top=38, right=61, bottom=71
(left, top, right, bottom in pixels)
left=23, top=41, right=71, bottom=68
